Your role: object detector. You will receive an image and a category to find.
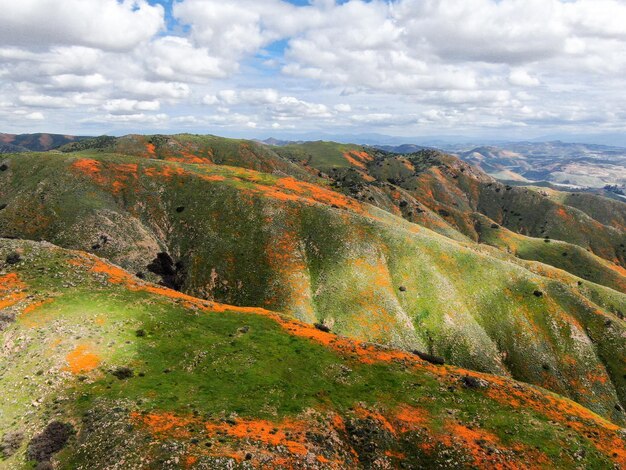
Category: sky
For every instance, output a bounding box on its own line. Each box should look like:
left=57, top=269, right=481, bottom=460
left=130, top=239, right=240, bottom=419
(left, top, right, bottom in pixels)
left=1, top=0, right=626, bottom=143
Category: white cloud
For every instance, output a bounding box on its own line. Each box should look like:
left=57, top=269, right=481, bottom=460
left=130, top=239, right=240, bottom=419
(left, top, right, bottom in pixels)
left=334, top=104, right=352, bottom=113
left=0, top=0, right=164, bottom=51
left=204, top=88, right=334, bottom=120
left=81, top=112, right=168, bottom=124
left=102, top=99, right=160, bottom=115
left=47, top=74, right=109, bottom=91
left=25, top=111, right=45, bottom=120
left=19, top=94, right=72, bottom=108
left=143, top=37, right=231, bottom=80
left=120, top=80, right=190, bottom=100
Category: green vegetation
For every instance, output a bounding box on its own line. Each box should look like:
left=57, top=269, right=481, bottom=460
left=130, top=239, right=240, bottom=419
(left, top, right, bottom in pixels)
left=0, top=239, right=624, bottom=468
left=0, top=148, right=625, bottom=423
left=1, top=133, right=625, bottom=467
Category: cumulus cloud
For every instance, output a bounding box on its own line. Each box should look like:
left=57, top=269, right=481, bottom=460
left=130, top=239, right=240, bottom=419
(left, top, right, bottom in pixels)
left=0, top=0, right=164, bottom=51
left=204, top=88, right=334, bottom=121
left=1, top=0, right=626, bottom=137
left=101, top=99, right=160, bottom=115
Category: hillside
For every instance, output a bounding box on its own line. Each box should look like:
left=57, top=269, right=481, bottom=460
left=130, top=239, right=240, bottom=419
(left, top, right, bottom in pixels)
left=270, top=142, right=626, bottom=270
left=59, top=134, right=316, bottom=181
left=55, top=136, right=626, bottom=271
left=0, top=239, right=625, bottom=469
left=1, top=149, right=625, bottom=426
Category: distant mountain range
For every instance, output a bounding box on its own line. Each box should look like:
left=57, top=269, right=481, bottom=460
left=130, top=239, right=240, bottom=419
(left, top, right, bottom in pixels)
left=0, top=133, right=89, bottom=153
left=373, top=141, right=626, bottom=189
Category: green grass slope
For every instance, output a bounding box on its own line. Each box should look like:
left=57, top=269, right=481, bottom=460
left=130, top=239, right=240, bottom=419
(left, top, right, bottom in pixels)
left=1, top=239, right=625, bottom=469
left=474, top=213, right=626, bottom=293
left=1, top=152, right=625, bottom=423
left=274, top=141, right=370, bottom=169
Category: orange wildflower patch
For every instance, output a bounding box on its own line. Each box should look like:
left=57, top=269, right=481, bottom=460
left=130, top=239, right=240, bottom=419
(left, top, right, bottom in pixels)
left=71, top=158, right=106, bottom=184
left=354, top=407, right=397, bottom=435
left=183, top=455, right=198, bottom=468
left=342, top=150, right=373, bottom=170
left=401, top=159, right=415, bottom=172
left=393, top=405, right=430, bottom=432
left=131, top=412, right=309, bottom=455
left=0, top=273, right=27, bottom=291
left=71, top=158, right=139, bottom=194
left=165, top=153, right=212, bottom=165
left=246, top=176, right=365, bottom=213
left=65, top=344, right=101, bottom=374
left=197, top=173, right=226, bottom=183
left=0, top=273, right=28, bottom=309
left=142, top=164, right=186, bottom=179
left=206, top=418, right=308, bottom=455
left=265, top=226, right=314, bottom=320
left=130, top=412, right=195, bottom=439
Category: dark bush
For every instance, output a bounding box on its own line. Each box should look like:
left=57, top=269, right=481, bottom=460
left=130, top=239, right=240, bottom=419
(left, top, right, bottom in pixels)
left=26, top=422, right=74, bottom=463
left=1, top=430, right=24, bottom=458
left=314, top=323, right=331, bottom=333
left=5, top=252, right=21, bottom=265
left=411, top=350, right=445, bottom=365
left=111, top=367, right=134, bottom=380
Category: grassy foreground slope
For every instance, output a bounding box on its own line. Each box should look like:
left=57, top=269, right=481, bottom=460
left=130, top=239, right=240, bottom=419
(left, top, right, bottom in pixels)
left=0, top=239, right=625, bottom=469
left=1, top=152, right=625, bottom=423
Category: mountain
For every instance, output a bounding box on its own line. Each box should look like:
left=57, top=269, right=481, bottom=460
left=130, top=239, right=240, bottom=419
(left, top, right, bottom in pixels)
left=1, top=133, right=625, bottom=467
left=0, top=239, right=624, bottom=469
left=375, top=140, right=626, bottom=189
left=373, top=144, right=430, bottom=154
left=0, top=133, right=88, bottom=153
left=452, top=142, right=626, bottom=189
